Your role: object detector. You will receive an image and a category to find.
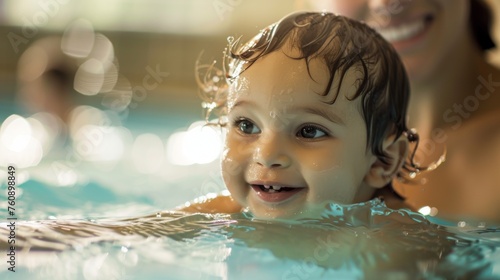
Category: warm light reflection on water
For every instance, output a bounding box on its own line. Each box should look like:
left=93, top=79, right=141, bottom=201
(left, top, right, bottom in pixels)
left=418, top=205, right=439, bottom=217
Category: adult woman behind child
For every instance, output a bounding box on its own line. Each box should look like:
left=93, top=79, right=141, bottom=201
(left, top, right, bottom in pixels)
left=303, top=0, right=500, bottom=223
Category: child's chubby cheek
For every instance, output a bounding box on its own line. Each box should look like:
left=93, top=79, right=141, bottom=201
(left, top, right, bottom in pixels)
left=220, top=147, right=244, bottom=184
left=304, top=154, right=342, bottom=174
left=220, top=147, right=249, bottom=207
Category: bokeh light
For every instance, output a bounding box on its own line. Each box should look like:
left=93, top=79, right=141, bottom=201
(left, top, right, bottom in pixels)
left=72, top=125, right=128, bottom=162
left=0, top=115, right=44, bottom=168
left=418, top=206, right=438, bottom=216
left=74, top=58, right=106, bottom=96
left=132, top=133, right=165, bottom=174
left=61, top=18, right=95, bottom=58
left=166, top=121, right=223, bottom=166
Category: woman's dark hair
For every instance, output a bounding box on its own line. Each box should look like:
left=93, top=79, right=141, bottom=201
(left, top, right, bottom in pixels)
left=470, top=0, right=496, bottom=50
left=225, top=12, right=410, bottom=169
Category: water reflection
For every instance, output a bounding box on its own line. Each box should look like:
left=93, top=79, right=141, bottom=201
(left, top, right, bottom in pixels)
left=0, top=200, right=498, bottom=279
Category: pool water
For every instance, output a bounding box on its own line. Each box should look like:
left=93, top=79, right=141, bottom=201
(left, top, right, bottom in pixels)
left=1, top=182, right=499, bottom=280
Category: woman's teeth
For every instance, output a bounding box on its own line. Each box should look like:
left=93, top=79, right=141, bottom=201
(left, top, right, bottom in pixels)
left=376, top=19, right=425, bottom=42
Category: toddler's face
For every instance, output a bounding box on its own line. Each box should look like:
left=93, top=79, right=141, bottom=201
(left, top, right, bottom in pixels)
left=221, top=51, right=379, bottom=219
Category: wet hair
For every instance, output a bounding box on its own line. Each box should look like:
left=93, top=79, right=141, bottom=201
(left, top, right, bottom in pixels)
left=470, top=0, right=496, bottom=51
left=225, top=12, right=410, bottom=169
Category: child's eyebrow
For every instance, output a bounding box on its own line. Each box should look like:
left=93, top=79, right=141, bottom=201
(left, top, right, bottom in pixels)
left=293, top=106, right=345, bottom=126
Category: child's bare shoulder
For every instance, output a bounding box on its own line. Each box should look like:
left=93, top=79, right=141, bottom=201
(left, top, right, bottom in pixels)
left=377, top=187, right=415, bottom=211
left=178, top=192, right=242, bottom=214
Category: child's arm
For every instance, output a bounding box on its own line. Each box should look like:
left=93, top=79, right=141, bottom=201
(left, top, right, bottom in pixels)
left=177, top=192, right=243, bottom=214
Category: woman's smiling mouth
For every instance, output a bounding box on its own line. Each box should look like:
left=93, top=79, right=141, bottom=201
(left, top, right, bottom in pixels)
left=375, top=14, right=434, bottom=52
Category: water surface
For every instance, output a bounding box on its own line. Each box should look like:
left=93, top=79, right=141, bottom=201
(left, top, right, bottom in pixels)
left=1, top=195, right=499, bottom=280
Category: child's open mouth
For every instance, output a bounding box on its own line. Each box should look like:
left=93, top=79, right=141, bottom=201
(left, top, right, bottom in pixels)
left=250, top=184, right=305, bottom=203
left=258, top=185, right=296, bottom=193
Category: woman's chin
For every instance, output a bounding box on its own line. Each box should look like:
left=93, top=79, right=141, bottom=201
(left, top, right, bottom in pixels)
left=403, top=55, right=440, bottom=85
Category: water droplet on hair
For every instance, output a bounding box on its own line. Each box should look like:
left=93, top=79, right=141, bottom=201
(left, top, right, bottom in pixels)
left=227, top=36, right=234, bottom=44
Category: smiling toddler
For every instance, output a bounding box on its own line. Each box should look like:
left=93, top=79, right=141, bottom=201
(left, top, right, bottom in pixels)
left=184, top=12, right=417, bottom=219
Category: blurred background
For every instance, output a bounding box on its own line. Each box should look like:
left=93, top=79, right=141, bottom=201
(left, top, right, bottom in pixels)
left=0, top=0, right=500, bottom=219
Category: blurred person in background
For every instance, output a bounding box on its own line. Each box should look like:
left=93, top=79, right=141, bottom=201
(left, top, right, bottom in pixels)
left=16, top=36, right=78, bottom=125
left=302, top=0, right=500, bottom=223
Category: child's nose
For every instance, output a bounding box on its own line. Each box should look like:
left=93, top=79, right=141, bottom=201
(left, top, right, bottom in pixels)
left=252, top=133, right=291, bottom=169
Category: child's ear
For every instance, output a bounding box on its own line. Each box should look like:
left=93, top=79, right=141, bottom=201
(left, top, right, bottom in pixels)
left=364, top=134, right=409, bottom=188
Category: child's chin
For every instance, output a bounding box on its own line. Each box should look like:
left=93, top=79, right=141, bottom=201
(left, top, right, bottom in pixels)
left=249, top=205, right=324, bottom=221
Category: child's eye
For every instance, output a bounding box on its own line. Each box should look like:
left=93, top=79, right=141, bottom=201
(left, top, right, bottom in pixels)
left=234, top=119, right=261, bottom=134
left=297, top=125, right=327, bottom=139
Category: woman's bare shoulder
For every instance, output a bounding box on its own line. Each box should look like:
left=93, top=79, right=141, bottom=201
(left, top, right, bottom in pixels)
left=176, top=192, right=243, bottom=214
left=455, top=109, right=500, bottom=154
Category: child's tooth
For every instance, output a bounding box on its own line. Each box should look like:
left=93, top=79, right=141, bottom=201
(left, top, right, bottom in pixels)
left=263, top=185, right=271, bottom=189
left=272, top=186, right=282, bottom=190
